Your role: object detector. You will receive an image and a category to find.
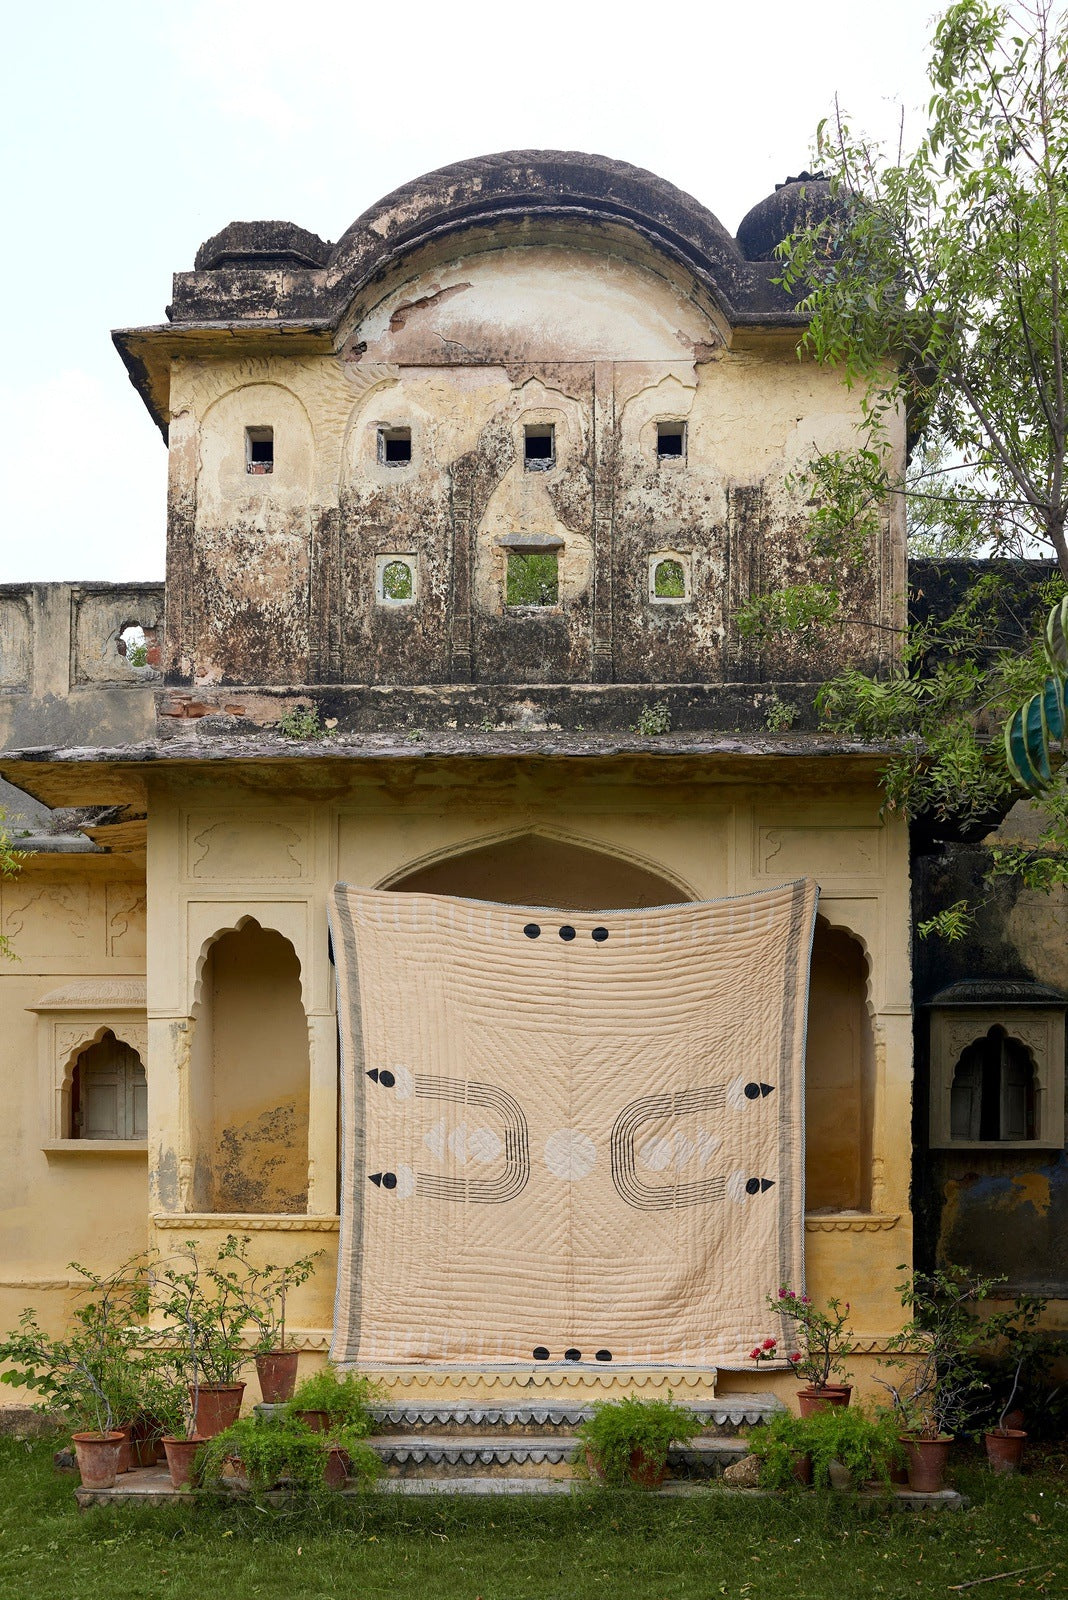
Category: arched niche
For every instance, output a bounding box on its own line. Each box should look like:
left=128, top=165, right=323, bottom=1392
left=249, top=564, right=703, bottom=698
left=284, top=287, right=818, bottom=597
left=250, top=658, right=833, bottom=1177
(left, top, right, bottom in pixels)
left=70, top=1030, right=146, bottom=1141
left=189, top=920, right=310, bottom=1213
left=383, top=830, right=692, bottom=909
left=804, top=917, right=875, bottom=1211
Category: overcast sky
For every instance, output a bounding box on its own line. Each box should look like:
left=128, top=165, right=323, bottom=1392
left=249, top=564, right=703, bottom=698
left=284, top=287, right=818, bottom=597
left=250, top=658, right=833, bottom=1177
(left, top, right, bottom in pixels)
left=1, top=0, right=940, bottom=583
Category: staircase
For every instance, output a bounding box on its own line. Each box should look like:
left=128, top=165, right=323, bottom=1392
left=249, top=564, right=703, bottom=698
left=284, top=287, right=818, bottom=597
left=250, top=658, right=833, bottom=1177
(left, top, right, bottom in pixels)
left=365, top=1392, right=782, bottom=1496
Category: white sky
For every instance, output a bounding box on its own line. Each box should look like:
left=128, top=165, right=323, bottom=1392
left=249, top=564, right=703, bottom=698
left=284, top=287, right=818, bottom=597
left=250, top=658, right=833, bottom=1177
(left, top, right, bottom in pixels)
left=0, top=0, right=939, bottom=582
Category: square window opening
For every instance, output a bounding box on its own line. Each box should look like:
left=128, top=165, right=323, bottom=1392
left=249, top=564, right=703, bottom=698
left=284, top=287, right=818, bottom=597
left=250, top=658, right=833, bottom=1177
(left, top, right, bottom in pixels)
left=524, top=424, right=555, bottom=470
left=377, top=556, right=416, bottom=605
left=245, top=426, right=274, bottom=474
left=656, top=423, right=686, bottom=461
left=379, top=427, right=412, bottom=466
left=506, top=551, right=559, bottom=606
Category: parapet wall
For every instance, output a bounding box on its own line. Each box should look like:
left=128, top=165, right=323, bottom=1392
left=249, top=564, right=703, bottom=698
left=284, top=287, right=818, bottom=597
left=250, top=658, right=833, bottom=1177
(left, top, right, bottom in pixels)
left=0, top=583, right=164, bottom=753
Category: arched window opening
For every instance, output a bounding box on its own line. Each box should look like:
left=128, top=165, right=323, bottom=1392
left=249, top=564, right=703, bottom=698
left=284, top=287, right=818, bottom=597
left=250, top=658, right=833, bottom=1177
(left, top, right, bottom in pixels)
left=70, top=1031, right=146, bottom=1140
left=950, top=1027, right=1037, bottom=1143
left=805, top=919, right=874, bottom=1211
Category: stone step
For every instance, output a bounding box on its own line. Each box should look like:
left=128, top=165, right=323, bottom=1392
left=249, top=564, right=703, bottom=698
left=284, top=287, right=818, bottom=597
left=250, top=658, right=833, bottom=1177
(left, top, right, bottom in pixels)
left=371, top=1432, right=750, bottom=1479
left=362, top=1392, right=784, bottom=1439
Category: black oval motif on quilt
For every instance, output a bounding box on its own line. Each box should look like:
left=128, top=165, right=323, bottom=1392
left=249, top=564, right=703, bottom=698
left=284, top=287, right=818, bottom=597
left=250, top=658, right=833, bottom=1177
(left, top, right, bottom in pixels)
left=745, top=1177, right=761, bottom=1194
left=564, top=1347, right=581, bottom=1361
left=744, top=1082, right=761, bottom=1100
left=381, top=1171, right=398, bottom=1190
left=532, top=1346, right=550, bottom=1361
left=591, top=927, right=609, bottom=942
left=595, top=1349, right=612, bottom=1362
left=559, top=926, right=576, bottom=941
left=523, top=923, right=541, bottom=939
left=378, top=1070, right=395, bottom=1089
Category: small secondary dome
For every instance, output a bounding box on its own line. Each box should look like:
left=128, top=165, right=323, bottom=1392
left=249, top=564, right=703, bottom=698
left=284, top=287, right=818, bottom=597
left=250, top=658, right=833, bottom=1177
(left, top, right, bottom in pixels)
left=736, top=172, right=835, bottom=263
left=194, top=221, right=333, bottom=271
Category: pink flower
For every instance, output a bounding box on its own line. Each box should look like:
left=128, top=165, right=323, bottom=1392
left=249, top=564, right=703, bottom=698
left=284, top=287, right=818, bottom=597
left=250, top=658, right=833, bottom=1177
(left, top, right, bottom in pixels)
left=778, top=1288, right=788, bottom=1299
left=788, top=1352, right=801, bottom=1364
left=750, top=1347, right=762, bottom=1361
left=762, top=1337, right=776, bottom=1350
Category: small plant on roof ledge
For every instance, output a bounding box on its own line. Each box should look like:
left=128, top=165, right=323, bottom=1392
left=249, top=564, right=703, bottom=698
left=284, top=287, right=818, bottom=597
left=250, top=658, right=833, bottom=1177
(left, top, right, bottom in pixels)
left=635, top=701, right=672, bottom=737
left=751, top=1286, right=855, bottom=1411
left=277, top=704, right=336, bottom=741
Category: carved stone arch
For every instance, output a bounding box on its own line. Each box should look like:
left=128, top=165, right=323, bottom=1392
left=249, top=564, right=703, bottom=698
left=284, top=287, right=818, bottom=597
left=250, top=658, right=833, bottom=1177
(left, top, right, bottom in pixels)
left=191, top=913, right=310, bottom=1017
left=199, top=374, right=316, bottom=434
left=57, top=1021, right=147, bottom=1088
left=806, top=913, right=876, bottom=1212
left=813, top=910, right=877, bottom=1025
left=377, top=823, right=698, bottom=908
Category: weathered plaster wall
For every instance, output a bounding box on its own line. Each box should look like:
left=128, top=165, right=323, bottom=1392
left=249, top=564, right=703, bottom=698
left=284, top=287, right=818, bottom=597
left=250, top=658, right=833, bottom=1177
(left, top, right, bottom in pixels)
left=162, top=241, right=903, bottom=697
left=914, top=806, right=1068, bottom=1299
left=0, top=584, right=163, bottom=753
left=0, top=857, right=149, bottom=1338
left=129, top=755, right=912, bottom=1391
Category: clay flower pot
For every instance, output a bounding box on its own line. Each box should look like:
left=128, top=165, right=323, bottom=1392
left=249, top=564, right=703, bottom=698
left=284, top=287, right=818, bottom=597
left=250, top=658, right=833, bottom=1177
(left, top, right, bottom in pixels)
left=324, top=1443, right=351, bottom=1489
left=900, top=1434, right=953, bottom=1493
left=256, top=1350, right=299, bottom=1404
left=72, top=1431, right=126, bottom=1490
left=191, top=1382, right=245, bottom=1438
left=984, top=1428, right=1027, bottom=1474
left=797, top=1386, right=851, bottom=1417
left=130, top=1415, right=163, bottom=1467
left=294, top=1409, right=330, bottom=1433
left=162, top=1435, right=207, bottom=1489
left=584, top=1444, right=668, bottom=1489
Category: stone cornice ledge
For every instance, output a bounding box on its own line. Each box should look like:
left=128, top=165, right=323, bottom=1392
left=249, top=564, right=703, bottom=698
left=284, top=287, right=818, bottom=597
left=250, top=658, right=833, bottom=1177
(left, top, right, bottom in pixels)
left=151, top=1213, right=339, bottom=1231
left=805, top=1213, right=901, bottom=1233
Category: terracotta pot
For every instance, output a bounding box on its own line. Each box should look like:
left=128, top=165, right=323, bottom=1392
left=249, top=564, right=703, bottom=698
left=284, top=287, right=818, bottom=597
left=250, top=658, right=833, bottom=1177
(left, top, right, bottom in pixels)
left=295, top=1409, right=330, bottom=1433
left=797, top=1387, right=851, bottom=1418
left=900, top=1434, right=953, bottom=1493
left=584, top=1444, right=668, bottom=1488
left=162, top=1435, right=206, bottom=1489
left=984, top=1428, right=1027, bottom=1474
left=130, top=1415, right=163, bottom=1467
left=792, top=1451, right=813, bottom=1486
left=114, top=1425, right=133, bottom=1474
left=324, top=1444, right=350, bottom=1489
left=72, top=1431, right=126, bottom=1490
left=256, top=1350, right=299, bottom=1404
left=191, top=1382, right=245, bottom=1438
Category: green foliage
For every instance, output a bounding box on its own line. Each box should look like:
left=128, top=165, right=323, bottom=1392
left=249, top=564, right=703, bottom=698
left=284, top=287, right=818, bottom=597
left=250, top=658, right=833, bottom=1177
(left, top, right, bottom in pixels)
left=652, top=558, right=686, bottom=599
left=754, top=1286, right=855, bottom=1389
left=763, top=694, right=800, bottom=732
left=880, top=1264, right=1047, bottom=1439
left=285, top=1364, right=381, bottom=1434
left=634, top=700, right=672, bottom=736
left=506, top=552, right=558, bottom=606
left=750, top=1405, right=903, bottom=1491
left=276, top=703, right=325, bottom=740
left=749, top=2, right=1068, bottom=857
left=575, top=1396, right=701, bottom=1486
left=0, top=811, right=23, bottom=963
left=1004, top=596, right=1068, bottom=788
left=916, top=898, right=974, bottom=942
left=210, top=1235, right=323, bottom=1355
left=197, top=1414, right=380, bottom=1494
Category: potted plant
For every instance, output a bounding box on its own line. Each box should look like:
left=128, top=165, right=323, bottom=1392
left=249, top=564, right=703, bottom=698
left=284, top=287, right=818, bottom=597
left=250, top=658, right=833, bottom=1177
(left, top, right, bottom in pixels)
left=982, top=1293, right=1047, bottom=1473
left=213, top=1236, right=323, bottom=1404
left=879, top=1264, right=1024, bottom=1492
left=576, top=1395, right=701, bottom=1488
left=199, top=1413, right=380, bottom=1495
left=285, top=1364, right=380, bottom=1435
left=750, top=1404, right=902, bottom=1492
left=152, top=1238, right=249, bottom=1440
left=751, top=1286, right=855, bottom=1412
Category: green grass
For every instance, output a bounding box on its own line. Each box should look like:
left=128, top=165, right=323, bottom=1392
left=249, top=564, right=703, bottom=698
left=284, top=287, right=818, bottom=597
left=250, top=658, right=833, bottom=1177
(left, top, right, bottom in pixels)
left=1, top=1436, right=1067, bottom=1599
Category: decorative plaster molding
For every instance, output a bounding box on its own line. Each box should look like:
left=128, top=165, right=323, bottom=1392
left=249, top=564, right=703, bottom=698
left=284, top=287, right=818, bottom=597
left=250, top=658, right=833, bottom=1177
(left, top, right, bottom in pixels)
left=805, top=1213, right=901, bottom=1233
left=348, top=1365, right=721, bottom=1394
left=150, top=1213, right=339, bottom=1231
left=0, top=1278, right=84, bottom=1290
left=29, top=979, right=147, bottom=1012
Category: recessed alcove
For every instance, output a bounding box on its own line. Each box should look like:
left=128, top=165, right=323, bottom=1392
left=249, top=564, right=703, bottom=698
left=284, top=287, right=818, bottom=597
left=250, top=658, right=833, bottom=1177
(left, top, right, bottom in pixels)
left=190, top=921, right=310, bottom=1212
left=803, top=918, right=875, bottom=1211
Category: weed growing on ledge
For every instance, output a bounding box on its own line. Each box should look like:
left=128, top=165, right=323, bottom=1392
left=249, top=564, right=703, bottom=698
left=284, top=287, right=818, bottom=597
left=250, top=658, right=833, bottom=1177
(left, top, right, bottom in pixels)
left=764, top=695, right=799, bottom=732
left=277, top=705, right=325, bottom=741
left=635, top=702, right=672, bottom=737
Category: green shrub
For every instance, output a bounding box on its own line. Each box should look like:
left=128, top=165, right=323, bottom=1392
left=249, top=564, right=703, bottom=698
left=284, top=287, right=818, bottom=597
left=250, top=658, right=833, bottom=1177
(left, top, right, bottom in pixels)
left=575, top=1396, right=701, bottom=1486
left=285, top=1365, right=381, bottom=1435
left=198, top=1414, right=380, bottom=1493
left=750, top=1405, right=902, bottom=1491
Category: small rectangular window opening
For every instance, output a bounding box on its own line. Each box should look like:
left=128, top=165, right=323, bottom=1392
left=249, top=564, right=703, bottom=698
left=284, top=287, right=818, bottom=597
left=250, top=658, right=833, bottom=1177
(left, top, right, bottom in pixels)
left=506, top=551, right=558, bottom=606
left=524, top=424, right=555, bottom=470
left=246, top=426, right=274, bottom=474
left=379, top=427, right=412, bottom=466
left=657, top=423, right=686, bottom=460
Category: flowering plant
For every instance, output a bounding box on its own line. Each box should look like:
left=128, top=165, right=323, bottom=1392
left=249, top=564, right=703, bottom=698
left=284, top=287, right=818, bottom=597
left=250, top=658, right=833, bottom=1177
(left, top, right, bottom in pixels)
left=751, top=1286, right=854, bottom=1389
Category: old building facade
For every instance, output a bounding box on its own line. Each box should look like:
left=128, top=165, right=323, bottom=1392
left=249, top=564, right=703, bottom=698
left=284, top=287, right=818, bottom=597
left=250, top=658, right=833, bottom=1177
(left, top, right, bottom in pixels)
left=0, top=151, right=947, bottom=1402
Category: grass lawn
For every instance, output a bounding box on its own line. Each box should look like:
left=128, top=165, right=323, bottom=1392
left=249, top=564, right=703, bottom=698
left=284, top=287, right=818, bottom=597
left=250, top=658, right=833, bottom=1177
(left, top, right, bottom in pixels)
left=1, top=1436, right=1065, bottom=1600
